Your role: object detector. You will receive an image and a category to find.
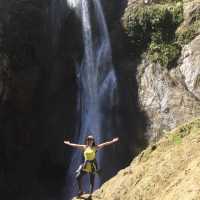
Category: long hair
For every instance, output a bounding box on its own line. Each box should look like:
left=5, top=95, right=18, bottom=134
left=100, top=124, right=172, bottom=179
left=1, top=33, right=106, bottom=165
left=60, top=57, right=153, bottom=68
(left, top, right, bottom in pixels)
left=84, top=135, right=96, bottom=147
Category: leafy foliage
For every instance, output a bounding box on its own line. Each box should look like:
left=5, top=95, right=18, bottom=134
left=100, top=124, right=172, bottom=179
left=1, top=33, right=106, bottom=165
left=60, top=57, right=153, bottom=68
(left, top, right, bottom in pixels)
left=123, top=2, right=183, bottom=68
left=148, top=41, right=181, bottom=67
left=153, top=0, right=182, bottom=4
left=177, top=19, right=200, bottom=45
left=168, top=118, right=200, bottom=144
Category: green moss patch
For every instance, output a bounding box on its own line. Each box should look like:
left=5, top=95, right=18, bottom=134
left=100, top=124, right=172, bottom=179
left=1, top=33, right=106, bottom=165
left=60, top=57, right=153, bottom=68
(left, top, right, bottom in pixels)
left=168, top=118, right=200, bottom=144
left=177, top=20, right=200, bottom=45
left=148, top=41, right=181, bottom=67
left=122, top=1, right=183, bottom=68
left=154, top=0, right=182, bottom=4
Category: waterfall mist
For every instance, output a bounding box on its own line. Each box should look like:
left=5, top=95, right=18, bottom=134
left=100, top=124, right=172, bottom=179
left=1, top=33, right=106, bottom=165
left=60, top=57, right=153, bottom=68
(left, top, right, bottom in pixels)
left=65, top=0, right=119, bottom=198
left=0, top=0, right=149, bottom=199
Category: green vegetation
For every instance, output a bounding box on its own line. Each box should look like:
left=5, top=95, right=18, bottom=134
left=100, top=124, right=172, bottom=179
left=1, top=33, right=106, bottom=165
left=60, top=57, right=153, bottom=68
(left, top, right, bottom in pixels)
left=168, top=118, right=200, bottom=144
left=171, top=134, right=182, bottom=144
left=123, top=1, right=183, bottom=68
left=177, top=19, right=200, bottom=46
left=154, top=0, right=182, bottom=3
left=148, top=40, right=181, bottom=67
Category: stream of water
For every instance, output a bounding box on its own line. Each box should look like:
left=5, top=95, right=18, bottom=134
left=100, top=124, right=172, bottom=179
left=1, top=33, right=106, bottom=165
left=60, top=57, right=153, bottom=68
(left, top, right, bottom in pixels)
left=65, top=0, right=118, bottom=198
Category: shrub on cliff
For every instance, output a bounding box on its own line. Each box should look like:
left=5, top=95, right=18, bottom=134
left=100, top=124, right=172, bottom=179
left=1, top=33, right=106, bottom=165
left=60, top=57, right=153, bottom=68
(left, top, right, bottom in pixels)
left=122, top=1, right=183, bottom=68
left=177, top=21, right=200, bottom=45
left=177, top=4, right=200, bottom=45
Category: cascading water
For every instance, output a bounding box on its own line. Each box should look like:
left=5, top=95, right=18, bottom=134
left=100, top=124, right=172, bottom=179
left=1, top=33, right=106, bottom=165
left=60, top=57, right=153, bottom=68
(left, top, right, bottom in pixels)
left=65, top=0, right=118, bottom=198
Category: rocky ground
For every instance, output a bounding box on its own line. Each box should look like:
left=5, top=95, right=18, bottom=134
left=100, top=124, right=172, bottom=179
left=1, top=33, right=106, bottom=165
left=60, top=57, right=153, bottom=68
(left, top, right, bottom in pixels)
left=73, top=118, right=200, bottom=200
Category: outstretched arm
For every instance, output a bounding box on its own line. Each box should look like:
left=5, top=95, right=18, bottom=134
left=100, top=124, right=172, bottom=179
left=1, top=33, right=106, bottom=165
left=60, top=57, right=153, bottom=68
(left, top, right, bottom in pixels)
left=64, top=140, right=86, bottom=150
left=97, top=137, right=119, bottom=150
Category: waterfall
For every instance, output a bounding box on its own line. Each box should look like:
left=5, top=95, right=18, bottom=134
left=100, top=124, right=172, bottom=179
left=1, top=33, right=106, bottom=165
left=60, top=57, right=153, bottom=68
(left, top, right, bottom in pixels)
left=67, top=0, right=80, bottom=8
left=65, top=0, right=118, bottom=198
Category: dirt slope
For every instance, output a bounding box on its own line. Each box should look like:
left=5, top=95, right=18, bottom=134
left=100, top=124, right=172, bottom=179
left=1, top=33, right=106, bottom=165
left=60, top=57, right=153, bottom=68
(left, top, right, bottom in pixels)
left=74, top=118, right=200, bottom=200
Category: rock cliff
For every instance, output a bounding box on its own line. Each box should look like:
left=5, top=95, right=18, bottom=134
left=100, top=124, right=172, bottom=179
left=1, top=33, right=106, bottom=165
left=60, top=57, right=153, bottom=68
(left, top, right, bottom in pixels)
left=72, top=0, right=200, bottom=199
left=121, top=0, right=200, bottom=142
left=0, top=0, right=200, bottom=199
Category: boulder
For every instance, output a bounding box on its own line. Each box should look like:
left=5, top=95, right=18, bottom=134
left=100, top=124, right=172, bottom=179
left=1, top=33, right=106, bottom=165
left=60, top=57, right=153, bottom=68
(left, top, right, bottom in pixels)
left=137, top=57, right=200, bottom=142
left=179, top=35, right=200, bottom=100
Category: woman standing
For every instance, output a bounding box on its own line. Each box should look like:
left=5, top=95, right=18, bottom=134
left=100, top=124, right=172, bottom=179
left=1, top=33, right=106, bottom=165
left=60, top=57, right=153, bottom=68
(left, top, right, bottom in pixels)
left=64, top=135, right=119, bottom=196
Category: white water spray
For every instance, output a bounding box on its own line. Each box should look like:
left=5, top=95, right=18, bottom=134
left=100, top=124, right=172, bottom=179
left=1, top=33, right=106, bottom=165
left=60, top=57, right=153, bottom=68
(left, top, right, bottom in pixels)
left=65, top=0, right=118, bottom=198
left=67, top=0, right=80, bottom=8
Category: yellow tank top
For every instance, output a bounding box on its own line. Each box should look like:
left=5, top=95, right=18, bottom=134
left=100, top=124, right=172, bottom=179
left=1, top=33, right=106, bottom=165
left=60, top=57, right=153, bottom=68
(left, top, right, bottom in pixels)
left=82, top=146, right=96, bottom=173
left=84, top=146, right=96, bottom=161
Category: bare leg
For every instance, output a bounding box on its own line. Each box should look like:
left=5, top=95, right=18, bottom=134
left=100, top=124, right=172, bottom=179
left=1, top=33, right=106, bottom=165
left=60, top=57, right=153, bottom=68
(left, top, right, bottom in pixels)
left=89, top=173, right=95, bottom=194
left=76, top=170, right=86, bottom=196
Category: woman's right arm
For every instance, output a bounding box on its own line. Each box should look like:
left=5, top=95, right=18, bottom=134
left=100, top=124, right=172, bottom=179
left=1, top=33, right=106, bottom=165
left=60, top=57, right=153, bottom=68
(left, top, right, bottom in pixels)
left=64, top=140, right=85, bottom=150
left=96, top=137, right=119, bottom=149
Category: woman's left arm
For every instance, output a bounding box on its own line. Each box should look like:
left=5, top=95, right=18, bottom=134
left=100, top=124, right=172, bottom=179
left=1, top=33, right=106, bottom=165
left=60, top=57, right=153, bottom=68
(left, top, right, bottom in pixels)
left=97, top=137, right=119, bottom=150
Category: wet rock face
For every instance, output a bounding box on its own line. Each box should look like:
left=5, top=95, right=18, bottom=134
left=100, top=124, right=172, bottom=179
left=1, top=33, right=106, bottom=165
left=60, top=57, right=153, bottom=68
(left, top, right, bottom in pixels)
left=137, top=59, right=200, bottom=142
left=0, top=56, right=9, bottom=105
left=122, top=0, right=200, bottom=142
left=179, top=35, right=200, bottom=100
left=0, top=0, right=81, bottom=199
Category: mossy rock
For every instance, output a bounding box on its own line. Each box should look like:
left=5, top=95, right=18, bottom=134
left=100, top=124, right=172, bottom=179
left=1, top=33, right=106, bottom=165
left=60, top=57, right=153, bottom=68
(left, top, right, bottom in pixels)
left=168, top=118, right=200, bottom=144
left=122, top=1, right=183, bottom=68
left=155, top=0, right=182, bottom=4
left=175, top=0, right=200, bottom=45
left=147, top=41, right=181, bottom=67
left=177, top=19, right=200, bottom=45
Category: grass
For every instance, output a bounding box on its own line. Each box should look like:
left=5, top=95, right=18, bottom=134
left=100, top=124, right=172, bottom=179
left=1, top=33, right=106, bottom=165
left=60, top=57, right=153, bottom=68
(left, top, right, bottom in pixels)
left=167, top=118, right=200, bottom=144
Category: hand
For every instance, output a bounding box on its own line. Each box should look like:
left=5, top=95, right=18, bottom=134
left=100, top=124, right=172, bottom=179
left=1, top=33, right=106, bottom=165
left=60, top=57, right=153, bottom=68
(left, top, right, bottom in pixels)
left=112, top=137, right=119, bottom=143
left=64, top=140, right=70, bottom=145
